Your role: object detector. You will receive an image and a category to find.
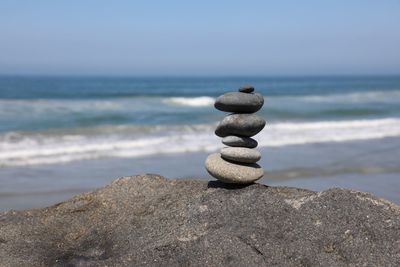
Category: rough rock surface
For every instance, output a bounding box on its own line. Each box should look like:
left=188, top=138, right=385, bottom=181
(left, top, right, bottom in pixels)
left=214, top=92, right=264, bottom=113
left=1, top=174, right=399, bottom=267
left=215, top=114, right=266, bottom=137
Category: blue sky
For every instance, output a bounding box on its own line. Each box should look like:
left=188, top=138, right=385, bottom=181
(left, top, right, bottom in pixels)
left=0, top=1, right=399, bottom=76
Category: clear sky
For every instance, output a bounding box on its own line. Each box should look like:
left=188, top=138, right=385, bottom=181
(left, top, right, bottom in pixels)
left=0, top=1, right=399, bottom=76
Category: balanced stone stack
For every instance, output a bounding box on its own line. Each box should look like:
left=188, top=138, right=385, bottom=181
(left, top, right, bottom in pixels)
left=205, top=85, right=266, bottom=184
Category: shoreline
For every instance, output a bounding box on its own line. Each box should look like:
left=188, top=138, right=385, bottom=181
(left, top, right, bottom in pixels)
left=1, top=136, right=399, bottom=211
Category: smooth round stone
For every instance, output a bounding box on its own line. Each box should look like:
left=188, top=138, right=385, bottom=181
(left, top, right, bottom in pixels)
left=221, top=147, right=261, bottom=163
left=214, top=92, right=264, bottom=113
left=205, top=153, right=264, bottom=184
left=238, top=85, right=254, bottom=93
left=215, top=114, right=266, bottom=137
left=222, top=136, right=258, bottom=148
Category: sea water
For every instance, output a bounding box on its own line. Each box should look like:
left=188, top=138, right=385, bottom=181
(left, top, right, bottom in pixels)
left=0, top=76, right=399, bottom=210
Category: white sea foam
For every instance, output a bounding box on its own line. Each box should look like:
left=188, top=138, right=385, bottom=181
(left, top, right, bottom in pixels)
left=258, top=118, right=400, bottom=147
left=279, top=90, right=400, bottom=103
left=0, top=99, right=123, bottom=112
left=1, top=118, right=400, bottom=167
left=0, top=90, right=398, bottom=118
left=0, top=97, right=215, bottom=120
left=163, top=96, right=215, bottom=107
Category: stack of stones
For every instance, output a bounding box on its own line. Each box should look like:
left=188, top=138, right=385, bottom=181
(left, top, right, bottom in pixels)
left=205, top=85, right=266, bottom=184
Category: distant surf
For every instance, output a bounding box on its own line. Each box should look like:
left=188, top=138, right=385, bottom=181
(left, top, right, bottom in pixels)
left=163, top=96, right=215, bottom=107
left=1, top=118, right=400, bottom=167
left=1, top=89, right=400, bottom=132
left=1, top=75, right=400, bottom=167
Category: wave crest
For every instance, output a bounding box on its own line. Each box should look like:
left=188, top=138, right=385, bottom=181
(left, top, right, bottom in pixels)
left=163, top=96, right=215, bottom=107
left=1, top=118, right=400, bottom=167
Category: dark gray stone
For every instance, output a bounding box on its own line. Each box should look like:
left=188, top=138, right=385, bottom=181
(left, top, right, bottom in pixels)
left=205, top=153, right=264, bottom=183
left=239, top=85, right=255, bottom=93
left=222, top=135, right=258, bottom=148
left=214, top=92, right=264, bottom=113
left=221, top=147, right=261, bottom=163
left=215, top=114, right=266, bottom=137
left=0, top=175, right=399, bottom=266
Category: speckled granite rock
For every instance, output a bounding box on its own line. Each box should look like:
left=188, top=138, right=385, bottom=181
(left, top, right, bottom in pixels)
left=1, top=174, right=399, bottom=266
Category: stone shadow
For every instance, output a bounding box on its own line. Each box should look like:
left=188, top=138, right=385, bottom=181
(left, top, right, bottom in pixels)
left=207, top=180, right=260, bottom=190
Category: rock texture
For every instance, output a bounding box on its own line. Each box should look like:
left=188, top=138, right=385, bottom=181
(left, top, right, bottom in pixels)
left=214, top=92, right=264, bottom=113
left=206, top=85, right=266, bottom=184
left=205, top=153, right=264, bottom=183
left=239, top=85, right=255, bottom=93
left=215, top=114, right=266, bottom=137
left=1, top=174, right=399, bottom=267
left=221, top=147, right=261, bottom=163
left=222, top=135, right=258, bottom=148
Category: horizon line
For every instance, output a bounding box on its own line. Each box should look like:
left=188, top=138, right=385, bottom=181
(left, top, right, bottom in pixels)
left=1, top=73, right=400, bottom=79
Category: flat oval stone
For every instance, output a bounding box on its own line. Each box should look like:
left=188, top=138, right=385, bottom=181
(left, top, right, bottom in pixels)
left=205, top=153, right=264, bottom=183
left=222, top=136, right=258, bottom=148
left=239, top=85, right=255, bottom=93
left=214, top=92, right=263, bottom=113
left=215, top=114, right=266, bottom=137
left=221, top=147, right=261, bottom=163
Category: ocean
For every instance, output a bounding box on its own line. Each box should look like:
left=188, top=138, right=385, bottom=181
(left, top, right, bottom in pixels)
left=1, top=75, right=400, bottom=210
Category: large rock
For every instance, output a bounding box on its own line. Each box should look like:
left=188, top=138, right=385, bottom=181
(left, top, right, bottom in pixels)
left=214, top=92, right=264, bottom=113
left=0, top=174, right=399, bottom=266
left=215, top=114, right=266, bottom=137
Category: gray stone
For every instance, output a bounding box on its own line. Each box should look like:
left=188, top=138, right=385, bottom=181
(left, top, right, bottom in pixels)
left=214, top=92, right=264, bottom=113
left=222, top=135, right=258, bottom=148
left=0, top=174, right=399, bottom=266
left=215, top=114, right=266, bottom=137
left=205, top=153, right=264, bottom=183
left=221, top=147, right=261, bottom=163
left=239, top=84, right=254, bottom=93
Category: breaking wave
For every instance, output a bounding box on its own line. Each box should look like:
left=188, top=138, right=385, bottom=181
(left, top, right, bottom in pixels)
left=1, top=118, right=400, bottom=167
left=163, top=96, right=215, bottom=107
